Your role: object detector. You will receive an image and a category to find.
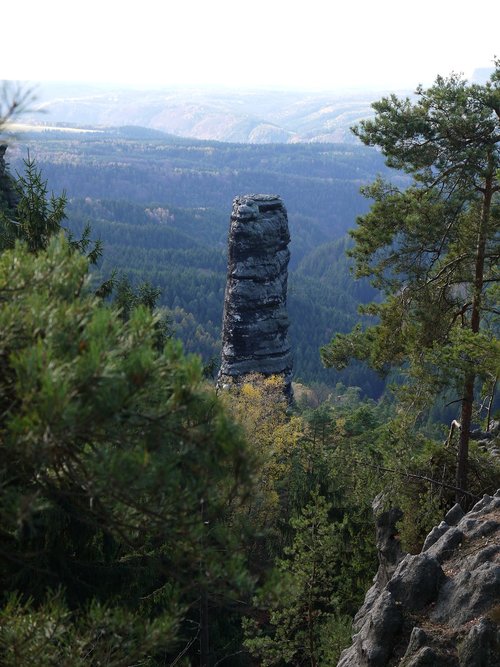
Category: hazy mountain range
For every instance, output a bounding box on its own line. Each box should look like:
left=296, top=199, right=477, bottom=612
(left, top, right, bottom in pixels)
left=13, top=68, right=493, bottom=144
left=22, top=83, right=399, bottom=144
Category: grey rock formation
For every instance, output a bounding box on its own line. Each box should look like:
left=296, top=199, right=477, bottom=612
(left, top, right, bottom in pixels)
left=337, top=491, right=500, bottom=666
left=371, top=494, right=406, bottom=589
left=217, top=194, right=292, bottom=397
left=399, top=628, right=447, bottom=667
left=351, top=495, right=407, bottom=634
left=386, top=552, right=445, bottom=611
left=343, top=590, right=403, bottom=667
left=0, top=144, right=19, bottom=211
left=444, top=502, right=465, bottom=526
left=459, top=618, right=500, bottom=667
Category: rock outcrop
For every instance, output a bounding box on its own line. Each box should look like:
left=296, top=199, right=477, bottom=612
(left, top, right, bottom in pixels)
left=0, top=145, right=19, bottom=211
left=338, top=491, right=500, bottom=667
left=217, top=194, right=293, bottom=397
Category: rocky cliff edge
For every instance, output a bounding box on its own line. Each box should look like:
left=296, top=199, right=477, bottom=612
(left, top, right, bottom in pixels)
left=338, top=491, right=500, bottom=666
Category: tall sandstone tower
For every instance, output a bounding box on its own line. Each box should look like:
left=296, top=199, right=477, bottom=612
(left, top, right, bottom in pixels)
left=217, top=194, right=293, bottom=398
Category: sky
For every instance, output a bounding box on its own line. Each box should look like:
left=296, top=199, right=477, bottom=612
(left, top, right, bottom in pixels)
left=2, top=0, right=499, bottom=92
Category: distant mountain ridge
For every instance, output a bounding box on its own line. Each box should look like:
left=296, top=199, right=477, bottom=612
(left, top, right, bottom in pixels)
left=23, top=83, right=410, bottom=144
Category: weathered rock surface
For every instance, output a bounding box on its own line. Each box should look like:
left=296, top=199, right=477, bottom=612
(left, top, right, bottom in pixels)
left=0, top=144, right=19, bottom=211
left=337, top=491, right=500, bottom=666
left=217, top=194, right=292, bottom=396
left=351, top=495, right=407, bottom=634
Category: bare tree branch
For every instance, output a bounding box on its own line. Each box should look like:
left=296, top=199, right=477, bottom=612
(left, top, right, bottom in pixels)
left=0, top=80, right=38, bottom=135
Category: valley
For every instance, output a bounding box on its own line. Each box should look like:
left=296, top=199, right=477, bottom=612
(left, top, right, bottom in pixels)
left=7, top=124, right=398, bottom=394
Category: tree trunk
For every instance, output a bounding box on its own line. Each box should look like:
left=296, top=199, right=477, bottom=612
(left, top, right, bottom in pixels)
left=486, top=376, right=497, bottom=431
left=457, top=373, right=474, bottom=505
left=456, top=168, right=493, bottom=505
left=307, top=599, right=317, bottom=667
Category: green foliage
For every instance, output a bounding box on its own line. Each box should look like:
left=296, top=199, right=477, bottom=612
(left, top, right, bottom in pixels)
left=0, top=155, right=103, bottom=265
left=2, top=155, right=67, bottom=251
left=227, top=384, right=383, bottom=667
left=243, top=492, right=357, bottom=666
left=221, top=375, right=301, bottom=565
left=322, top=65, right=500, bottom=500
left=0, top=591, right=179, bottom=667
left=113, top=274, right=172, bottom=350
left=0, top=235, right=254, bottom=662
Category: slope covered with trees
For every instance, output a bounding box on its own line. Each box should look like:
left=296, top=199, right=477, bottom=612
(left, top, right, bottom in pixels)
left=1, top=70, right=498, bottom=666
left=6, top=129, right=395, bottom=394
left=0, top=154, right=391, bottom=665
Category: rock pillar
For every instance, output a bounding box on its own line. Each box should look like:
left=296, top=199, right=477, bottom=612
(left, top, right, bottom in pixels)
left=217, top=194, right=293, bottom=397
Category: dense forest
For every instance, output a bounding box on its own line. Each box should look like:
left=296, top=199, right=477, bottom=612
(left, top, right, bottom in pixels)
left=7, top=129, right=397, bottom=395
left=0, top=68, right=499, bottom=667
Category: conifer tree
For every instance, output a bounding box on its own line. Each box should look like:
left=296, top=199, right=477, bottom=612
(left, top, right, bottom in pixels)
left=243, top=491, right=353, bottom=666
left=321, top=63, right=500, bottom=504
left=0, top=233, right=254, bottom=664
left=0, top=155, right=254, bottom=664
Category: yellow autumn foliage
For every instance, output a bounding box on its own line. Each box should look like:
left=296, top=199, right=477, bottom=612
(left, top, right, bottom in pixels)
left=221, top=374, right=306, bottom=546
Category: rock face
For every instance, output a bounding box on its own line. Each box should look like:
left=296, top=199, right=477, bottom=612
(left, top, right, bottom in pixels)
left=338, top=491, right=500, bottom=667
left=217, top=194, right=293, bottom=396
left=0, top=145, right=19, bottom=211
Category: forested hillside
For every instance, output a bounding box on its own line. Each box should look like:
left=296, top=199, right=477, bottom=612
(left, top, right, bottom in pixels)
left=7, top=128, right=394, bottom=394
left=1, top=67, right=499, bottom=667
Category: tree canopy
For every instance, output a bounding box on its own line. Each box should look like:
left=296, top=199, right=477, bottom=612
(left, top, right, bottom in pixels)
left=321, top=64, right=500, bottom=503
left=0, top=156, right=255, bottom=664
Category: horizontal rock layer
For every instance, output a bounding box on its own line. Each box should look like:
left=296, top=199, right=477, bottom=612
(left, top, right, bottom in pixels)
left=218, top=194, right=292, bottom=395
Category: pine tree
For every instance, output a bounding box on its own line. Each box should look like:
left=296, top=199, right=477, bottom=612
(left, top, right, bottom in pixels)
left=243, top=491, right=353, bottom=667
left=321, top=64, right=500, bottom=504
left=0, top=232, right=255, bottom=664
left=0, top=155, right=254, bottom=663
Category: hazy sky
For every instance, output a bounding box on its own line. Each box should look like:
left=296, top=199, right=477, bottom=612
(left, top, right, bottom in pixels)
left=3, top=0, right=499, bottom=91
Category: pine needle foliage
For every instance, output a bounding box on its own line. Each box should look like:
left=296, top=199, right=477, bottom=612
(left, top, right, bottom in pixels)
left=321, top=64, right=500, bottom=504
